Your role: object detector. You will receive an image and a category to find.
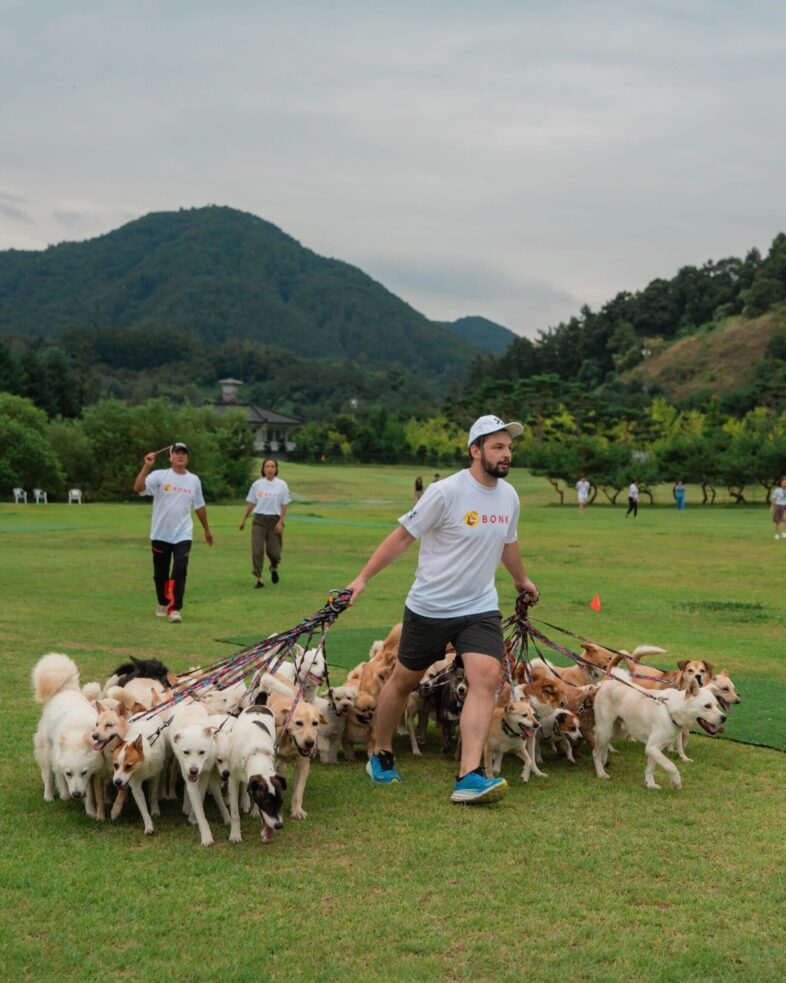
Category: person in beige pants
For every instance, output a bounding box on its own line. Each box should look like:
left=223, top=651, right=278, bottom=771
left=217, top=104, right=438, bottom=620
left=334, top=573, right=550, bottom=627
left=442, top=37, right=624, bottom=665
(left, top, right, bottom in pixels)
left=239, top=458, right=291, bottom=588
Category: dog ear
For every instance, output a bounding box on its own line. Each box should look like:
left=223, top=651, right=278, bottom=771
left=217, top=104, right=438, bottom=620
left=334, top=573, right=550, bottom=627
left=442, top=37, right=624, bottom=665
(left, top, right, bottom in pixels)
left=687, top=677, right=700, bottom=696
left=172, top=732, right=181, bottom=744
left=166, top=671, right=179, bottom=686
left=133, top=734, right=144, bottom=751
left=275, top=774, right=287, bottom=791
left=254, top=691, right=268, bottom=707
left=117, top=702, right=128, bottom=718
left=676, top=660, right=688, bottom=671
left=130, top=702, right=147, bottom=714
left=703, top=661, right=714, bottom=676
left=204, top=726, right=216, bottom=737
left=319, top=713, right=328, bottom=725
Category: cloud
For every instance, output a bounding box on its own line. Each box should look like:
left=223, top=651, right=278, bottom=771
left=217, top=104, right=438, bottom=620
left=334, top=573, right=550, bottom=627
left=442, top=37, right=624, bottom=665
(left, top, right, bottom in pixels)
left=0, top=191, right=32, bottom=223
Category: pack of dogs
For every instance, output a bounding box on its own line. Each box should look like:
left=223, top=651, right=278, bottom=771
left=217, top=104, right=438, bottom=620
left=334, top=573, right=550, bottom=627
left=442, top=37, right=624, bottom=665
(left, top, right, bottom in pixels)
left=32, top=629, right=741, bottom=845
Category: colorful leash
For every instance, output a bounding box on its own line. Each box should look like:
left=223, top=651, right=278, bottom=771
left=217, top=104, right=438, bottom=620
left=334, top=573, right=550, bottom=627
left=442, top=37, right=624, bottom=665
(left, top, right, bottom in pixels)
left=133, top=588, right=353, bottom=725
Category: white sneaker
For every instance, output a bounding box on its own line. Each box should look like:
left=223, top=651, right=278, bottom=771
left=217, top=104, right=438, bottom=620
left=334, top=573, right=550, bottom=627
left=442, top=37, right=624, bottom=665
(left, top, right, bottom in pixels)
left=168, top=610, right=182, bottom=623
left=155, top=604, right=168, bottom=617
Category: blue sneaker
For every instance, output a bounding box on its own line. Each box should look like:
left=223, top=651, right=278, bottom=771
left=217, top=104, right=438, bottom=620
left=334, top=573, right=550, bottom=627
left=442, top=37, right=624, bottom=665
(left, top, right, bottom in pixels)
left=450, top=769, right=508, bottom=803
left=366, top=751, right=403, bottom=784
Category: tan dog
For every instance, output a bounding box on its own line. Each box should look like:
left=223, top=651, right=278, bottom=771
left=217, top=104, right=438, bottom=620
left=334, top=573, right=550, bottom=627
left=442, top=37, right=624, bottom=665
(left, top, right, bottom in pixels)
left=612, top=655, right=715, bottom=693
left=484, top=699, right=539, bottom=781
left=90, top=699, right=130, bottom=820
left=529, top=642, right=617, bottom=688
left=341, top=691, right=377, bottom=761
left=266, top=691, right=325, bottom=819
left=345, top=658, right=391, bottom=700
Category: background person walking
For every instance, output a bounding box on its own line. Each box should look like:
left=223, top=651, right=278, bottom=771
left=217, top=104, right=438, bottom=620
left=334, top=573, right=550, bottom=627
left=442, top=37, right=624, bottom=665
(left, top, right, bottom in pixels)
left=674, top=479, right=686, bottom=511
left=239, top=458, right=291, bottom=588
left=771, top=477, right=786, bottom=538
left=133, top=442, right=213, bottom=622
left=575, top=475, right=591, bottom=514
left=625, top=479, right=639, bottom=518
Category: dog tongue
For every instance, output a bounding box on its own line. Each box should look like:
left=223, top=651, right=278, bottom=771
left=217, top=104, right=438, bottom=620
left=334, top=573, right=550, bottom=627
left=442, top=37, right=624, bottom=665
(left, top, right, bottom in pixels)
left=262, top=824, right=275, bottom=843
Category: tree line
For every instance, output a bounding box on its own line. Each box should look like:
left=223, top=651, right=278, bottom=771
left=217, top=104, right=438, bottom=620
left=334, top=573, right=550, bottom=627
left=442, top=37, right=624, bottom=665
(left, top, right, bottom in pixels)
left=2, top=390, right=785, bottom=504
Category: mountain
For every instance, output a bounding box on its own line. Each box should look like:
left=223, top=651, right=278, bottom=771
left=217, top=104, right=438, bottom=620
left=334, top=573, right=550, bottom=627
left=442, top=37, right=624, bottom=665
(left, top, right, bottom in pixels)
left=440, top=316, right=517, bottom=355
left=0, top=205, right=482, bottom=382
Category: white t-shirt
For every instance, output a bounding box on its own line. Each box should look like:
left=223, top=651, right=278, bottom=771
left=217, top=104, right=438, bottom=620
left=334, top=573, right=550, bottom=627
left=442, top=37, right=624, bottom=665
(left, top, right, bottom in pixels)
left=246, top=477, right=291, bottom=516
left=629, top=483, right=639, bottom=500
left=772, top=486, right=786, bottom=507
left=142, top=469, right=205, bottom=543
left=576, top=479, right=590, bottom=500
left=399, top=469, right=520, bottom=618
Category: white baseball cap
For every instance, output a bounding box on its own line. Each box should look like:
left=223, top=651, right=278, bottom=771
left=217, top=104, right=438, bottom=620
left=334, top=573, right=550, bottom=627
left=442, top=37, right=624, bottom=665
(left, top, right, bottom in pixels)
left=467, top=415, right=524, bottom=447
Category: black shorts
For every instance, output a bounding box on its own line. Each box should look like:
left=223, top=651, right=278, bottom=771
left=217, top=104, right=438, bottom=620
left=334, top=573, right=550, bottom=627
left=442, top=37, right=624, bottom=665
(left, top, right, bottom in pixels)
left=397, top=606, right=504, bottom=672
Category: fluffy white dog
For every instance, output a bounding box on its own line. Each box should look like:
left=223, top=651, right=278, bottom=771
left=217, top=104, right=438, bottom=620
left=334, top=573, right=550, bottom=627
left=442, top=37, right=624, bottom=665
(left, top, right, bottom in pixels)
left=32, top=653, right=103, bottom=814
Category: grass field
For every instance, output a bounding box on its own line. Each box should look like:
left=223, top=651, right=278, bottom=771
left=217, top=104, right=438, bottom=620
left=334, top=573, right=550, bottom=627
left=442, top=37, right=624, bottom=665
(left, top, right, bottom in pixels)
left=1, top=464, right=785, bottom=982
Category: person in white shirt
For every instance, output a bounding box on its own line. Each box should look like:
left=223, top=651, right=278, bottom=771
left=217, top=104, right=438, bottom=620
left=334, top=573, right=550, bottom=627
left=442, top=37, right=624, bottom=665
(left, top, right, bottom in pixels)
left=133, top=442, right=213, bottom=623
left=239, top=458, right=291, bottom=588
left=346, top=414, right=539, bottom=804
left=625, top=479, right=639, bottom=518
left=575, top=475, right=591, bottom=513
left=771, top=477, right=786, bottom=538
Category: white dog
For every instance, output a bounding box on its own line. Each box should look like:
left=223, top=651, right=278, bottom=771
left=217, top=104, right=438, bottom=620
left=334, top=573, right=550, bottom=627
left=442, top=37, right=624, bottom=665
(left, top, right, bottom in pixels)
left=170, top=702, right=229, bottom=846
left=315, top=686, right=356, bottom=763
left=32, top=653, right=103, bottom=814
left=227, top=705, right=286, bottom=844
left=274, top=646, right=326, bottom=703
left=593, top=678, right=726, bottom=789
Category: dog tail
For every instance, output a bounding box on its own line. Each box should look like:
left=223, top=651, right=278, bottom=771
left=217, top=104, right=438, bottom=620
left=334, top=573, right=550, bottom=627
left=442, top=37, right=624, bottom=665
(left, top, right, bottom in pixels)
left=631, top=645, right=667, bottom=659
left=32, top=652, right=80, bottom=704
left=82, top=681, right=102, bottom=702
left=256, top=672, right=296, bottom=700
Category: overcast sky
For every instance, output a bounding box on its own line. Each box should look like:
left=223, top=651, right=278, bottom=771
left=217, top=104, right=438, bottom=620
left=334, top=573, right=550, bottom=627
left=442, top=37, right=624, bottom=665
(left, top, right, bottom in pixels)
left=2, top=0, right=785, bottom=337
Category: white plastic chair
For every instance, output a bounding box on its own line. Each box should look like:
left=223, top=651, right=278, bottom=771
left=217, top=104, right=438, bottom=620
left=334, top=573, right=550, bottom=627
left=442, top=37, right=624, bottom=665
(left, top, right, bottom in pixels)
left=33, top=488, right=48, bottom=504
left=67, top=488, right=82, bottom=505
left=13, top=487, right=27, bottom=504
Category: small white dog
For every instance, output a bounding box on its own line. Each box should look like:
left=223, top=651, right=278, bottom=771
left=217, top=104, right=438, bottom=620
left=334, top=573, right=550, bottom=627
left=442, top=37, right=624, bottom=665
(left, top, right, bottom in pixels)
left=593, top=677, right=726, bottom=789
left=170, top=701, right=229, bottom=847
left=32, top=653, right=103, bottom=814
left=274, top=646, right=326, bottom=702
left=315, top=686, right=356, bottom=763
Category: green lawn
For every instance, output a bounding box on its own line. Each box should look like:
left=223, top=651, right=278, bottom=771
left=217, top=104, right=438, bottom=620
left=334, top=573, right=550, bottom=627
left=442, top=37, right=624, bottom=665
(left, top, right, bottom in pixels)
left=1, top=464, right=784, bottom=982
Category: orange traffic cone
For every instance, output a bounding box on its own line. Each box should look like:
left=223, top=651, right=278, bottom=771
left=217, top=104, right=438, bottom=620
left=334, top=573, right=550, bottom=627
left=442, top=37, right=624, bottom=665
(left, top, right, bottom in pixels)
left=590, top=595, right=602, bottom=612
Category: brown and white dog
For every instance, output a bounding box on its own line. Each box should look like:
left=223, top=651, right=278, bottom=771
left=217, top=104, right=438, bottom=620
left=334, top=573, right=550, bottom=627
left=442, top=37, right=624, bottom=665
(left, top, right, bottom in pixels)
left=110, top=707, right=170, bottom=834
left=484, top=699, right=540, bottom=782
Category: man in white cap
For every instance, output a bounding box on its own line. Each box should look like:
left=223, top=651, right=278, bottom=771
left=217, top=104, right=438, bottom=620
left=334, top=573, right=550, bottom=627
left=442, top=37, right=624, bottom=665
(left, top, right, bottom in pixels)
left=346, top=415, right=539, bottom=803
left=133, top=442, right=213, bottom=622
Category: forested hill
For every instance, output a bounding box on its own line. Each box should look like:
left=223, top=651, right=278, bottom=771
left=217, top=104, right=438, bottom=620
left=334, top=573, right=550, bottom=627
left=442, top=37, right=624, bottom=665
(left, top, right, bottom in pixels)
left=0, top=205, right=485, bottom=381
left=440, top=316, right=516, bottom=354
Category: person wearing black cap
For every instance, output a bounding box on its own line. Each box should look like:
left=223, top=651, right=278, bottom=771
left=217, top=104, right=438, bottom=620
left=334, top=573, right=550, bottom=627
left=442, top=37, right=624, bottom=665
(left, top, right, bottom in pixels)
left=133, top=442, right=213, bottom=622
left=346, top=414, right=539, bottom=804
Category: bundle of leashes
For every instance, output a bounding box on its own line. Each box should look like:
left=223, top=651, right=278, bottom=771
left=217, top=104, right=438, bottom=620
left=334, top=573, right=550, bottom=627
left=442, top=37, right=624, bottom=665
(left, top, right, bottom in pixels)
left=132, top=588, right=353, bottom=742
left=503, top=591, right=673, bottom=705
